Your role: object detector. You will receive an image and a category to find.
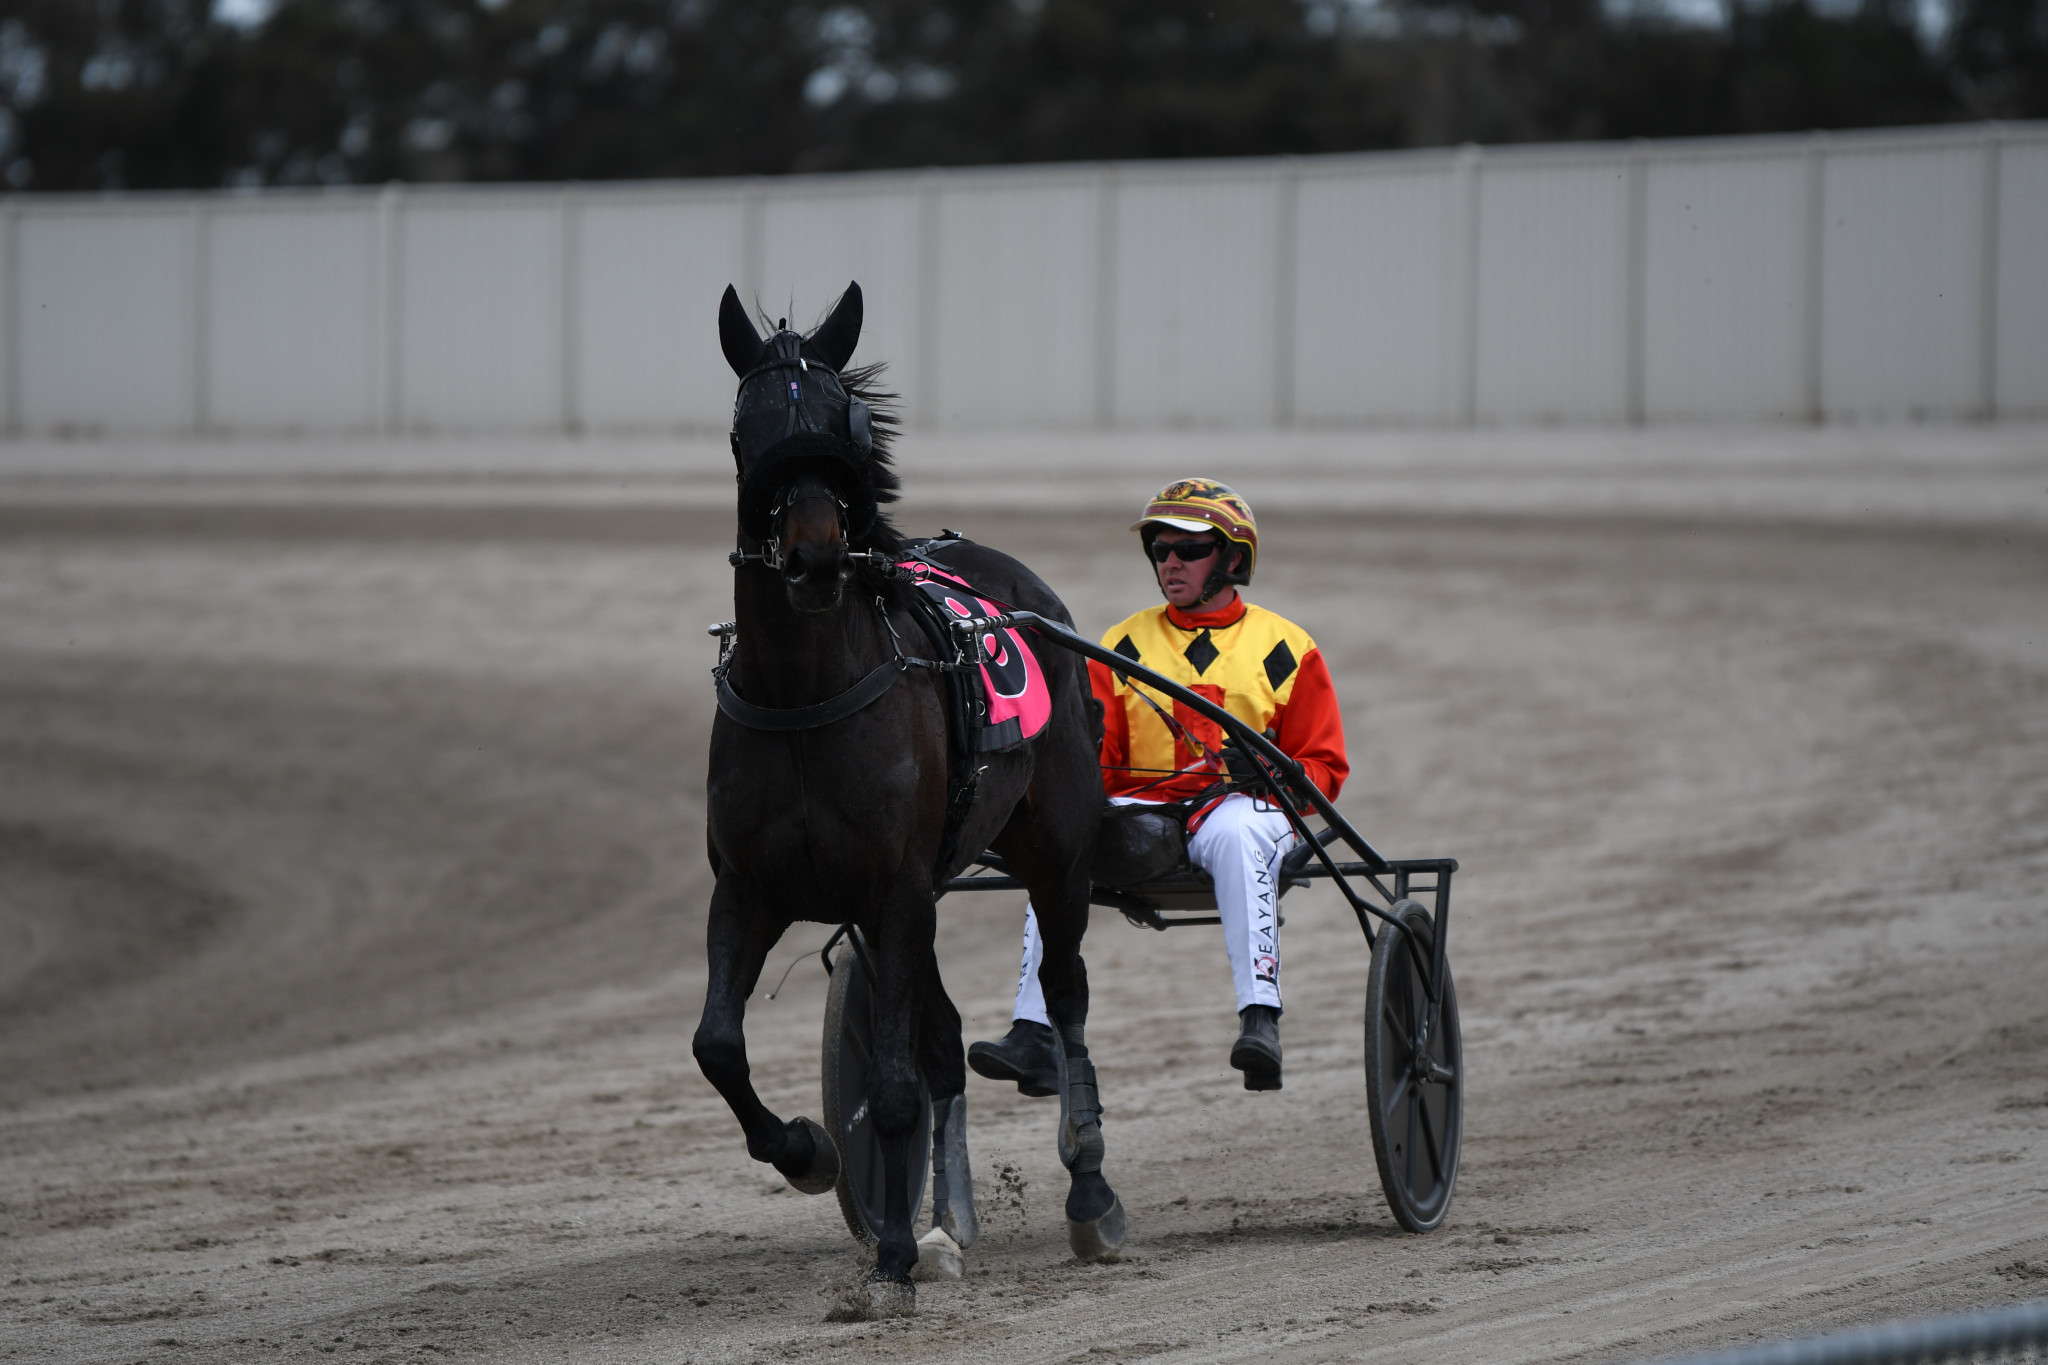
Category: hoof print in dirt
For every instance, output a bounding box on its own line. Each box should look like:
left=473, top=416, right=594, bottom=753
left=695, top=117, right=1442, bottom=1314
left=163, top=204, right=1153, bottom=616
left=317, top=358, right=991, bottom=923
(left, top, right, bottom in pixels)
left=912, top=1227, right=964, bottom=1281
left=1068, top=1194, right=1128, bottom=1262
left=826, top=1270, right=917, bottom=1321
left=774, top=1116, right=840, bottom=1195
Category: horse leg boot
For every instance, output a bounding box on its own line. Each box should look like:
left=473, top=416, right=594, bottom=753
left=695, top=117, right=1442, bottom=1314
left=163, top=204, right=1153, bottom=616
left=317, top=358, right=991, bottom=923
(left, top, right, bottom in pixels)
left=1044, top=967, right=1126, bottom=1262
left=856, top=906, right=933, bottom=1313
left=691, top=878, right=840, bottom=1194
left=927, top=1095, right=976, bottom=1245
left=911, top=1095, right=973, bottom=1281
left=1053, top=1024, right=1126, bottom=1261
left=915, top=960, right=978, bottom=1258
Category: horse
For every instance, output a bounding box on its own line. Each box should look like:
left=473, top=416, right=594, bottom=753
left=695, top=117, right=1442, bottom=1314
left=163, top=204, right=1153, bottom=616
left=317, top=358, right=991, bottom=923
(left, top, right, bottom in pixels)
left=691, top=281, right=1126, bottom=1313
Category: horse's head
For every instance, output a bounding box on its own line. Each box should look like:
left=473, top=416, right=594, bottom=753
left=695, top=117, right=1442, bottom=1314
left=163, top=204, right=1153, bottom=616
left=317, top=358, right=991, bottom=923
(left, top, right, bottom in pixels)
left=772, top=474, right=853, bottom=613
left=719, top=282, right=899, bottom=613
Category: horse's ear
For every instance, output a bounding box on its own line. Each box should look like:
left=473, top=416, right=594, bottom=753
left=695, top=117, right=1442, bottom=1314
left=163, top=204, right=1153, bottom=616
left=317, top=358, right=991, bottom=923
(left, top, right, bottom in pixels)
left=718, top=285, right=766, bottom=377
left=806, top=282, right=862, bottom=372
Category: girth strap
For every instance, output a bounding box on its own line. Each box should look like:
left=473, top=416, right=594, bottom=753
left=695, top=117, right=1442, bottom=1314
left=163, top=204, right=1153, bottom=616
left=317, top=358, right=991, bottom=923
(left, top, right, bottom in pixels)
left=716, top=659, right=904, bottom=732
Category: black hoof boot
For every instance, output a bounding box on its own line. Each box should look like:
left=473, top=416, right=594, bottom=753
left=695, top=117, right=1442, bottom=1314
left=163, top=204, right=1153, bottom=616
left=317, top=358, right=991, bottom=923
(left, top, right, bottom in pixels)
left=968, top=1019, right=1062, bottom=1098
left=1057, top=1038, right=1128, bottom=1262
left=1231, top=1006, right=1283, bottom=1091
left=771, top=1116, right=840, bottom=1194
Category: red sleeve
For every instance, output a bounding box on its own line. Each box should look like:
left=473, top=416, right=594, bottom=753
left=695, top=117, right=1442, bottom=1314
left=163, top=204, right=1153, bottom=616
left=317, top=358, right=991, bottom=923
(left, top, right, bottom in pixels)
left=1272, top=647, right=1348, bottom=801
left=1087, top=657, right=1129, bottom=775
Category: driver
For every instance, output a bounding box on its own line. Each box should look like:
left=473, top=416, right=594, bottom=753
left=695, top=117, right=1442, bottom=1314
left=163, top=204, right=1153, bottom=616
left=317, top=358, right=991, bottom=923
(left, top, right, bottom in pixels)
left=969, top=479, right=1348, bottom=1093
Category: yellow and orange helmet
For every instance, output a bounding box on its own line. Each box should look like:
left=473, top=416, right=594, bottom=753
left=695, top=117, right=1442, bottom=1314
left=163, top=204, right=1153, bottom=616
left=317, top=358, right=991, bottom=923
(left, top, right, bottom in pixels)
left=1132, top=477, right=1259, bottom=584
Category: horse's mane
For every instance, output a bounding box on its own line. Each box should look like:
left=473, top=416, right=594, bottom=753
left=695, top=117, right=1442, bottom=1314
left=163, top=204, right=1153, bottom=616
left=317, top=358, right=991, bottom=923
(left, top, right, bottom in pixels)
left=839, top=360, right=904, bottom=554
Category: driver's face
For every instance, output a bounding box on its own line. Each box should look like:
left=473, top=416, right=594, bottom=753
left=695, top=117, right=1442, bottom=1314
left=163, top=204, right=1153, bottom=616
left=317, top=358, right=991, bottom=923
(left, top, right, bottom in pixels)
left=1152, top=528, right=1226, bottom=610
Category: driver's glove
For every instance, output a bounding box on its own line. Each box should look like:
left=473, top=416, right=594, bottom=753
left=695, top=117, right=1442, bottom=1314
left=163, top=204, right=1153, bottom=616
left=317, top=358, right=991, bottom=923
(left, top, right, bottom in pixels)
left=1223, top=735, right=1316, bottom=807
left=1220, top=737, right=1272, bottom=797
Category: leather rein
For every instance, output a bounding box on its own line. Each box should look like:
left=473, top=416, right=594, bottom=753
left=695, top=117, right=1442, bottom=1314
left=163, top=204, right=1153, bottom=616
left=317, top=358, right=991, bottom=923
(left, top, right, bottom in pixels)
left=713, top=498, right=954, bottom=733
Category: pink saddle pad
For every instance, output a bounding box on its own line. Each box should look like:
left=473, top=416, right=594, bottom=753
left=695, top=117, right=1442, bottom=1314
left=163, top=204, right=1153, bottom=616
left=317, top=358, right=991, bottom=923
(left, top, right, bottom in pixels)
left=900, top=561, right=1053, bottom=751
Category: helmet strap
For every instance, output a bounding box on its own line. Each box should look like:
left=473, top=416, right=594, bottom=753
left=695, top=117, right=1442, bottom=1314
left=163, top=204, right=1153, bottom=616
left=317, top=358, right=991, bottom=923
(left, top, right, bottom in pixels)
left=1198, top=546, right=1249, bottom=603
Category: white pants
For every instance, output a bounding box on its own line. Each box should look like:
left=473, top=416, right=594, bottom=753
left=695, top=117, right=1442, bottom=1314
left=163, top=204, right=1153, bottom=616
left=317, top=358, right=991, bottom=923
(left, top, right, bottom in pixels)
left=1013, top=793, right=1298, bottom=1023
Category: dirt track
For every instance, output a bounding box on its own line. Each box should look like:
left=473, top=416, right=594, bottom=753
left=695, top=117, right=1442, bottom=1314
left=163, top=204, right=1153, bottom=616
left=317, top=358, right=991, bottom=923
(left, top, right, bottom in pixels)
left=2, top=431, right=2045, bottom=1364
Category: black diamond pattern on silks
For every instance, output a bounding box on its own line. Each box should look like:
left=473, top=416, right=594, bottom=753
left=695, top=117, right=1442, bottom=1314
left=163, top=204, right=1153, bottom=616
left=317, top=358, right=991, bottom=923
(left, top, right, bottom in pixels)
left=1263, top=639, right=1297, bottom=690
left=1114, top=635, right=1141, bottom=665
left=1183, top=629, right=1220, bottom=676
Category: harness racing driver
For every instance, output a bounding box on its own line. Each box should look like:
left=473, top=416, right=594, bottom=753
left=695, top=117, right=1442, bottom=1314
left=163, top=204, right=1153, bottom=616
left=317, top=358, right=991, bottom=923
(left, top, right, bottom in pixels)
left=969, top=479, right=1349, bottom=1093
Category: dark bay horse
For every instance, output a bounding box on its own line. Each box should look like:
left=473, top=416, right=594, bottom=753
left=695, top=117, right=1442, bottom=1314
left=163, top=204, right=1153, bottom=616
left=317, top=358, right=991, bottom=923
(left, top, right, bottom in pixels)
left=692, top=282, right=1125, bottom=1312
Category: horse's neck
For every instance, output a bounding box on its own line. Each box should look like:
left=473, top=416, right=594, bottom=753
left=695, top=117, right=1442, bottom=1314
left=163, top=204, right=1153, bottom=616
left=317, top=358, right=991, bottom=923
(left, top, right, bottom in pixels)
left=730, top=576, right=885, bottom=706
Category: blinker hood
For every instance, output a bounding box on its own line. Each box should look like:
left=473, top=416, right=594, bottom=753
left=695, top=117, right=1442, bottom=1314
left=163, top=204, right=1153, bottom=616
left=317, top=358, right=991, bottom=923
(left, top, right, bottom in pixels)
left=730, top=329, right=875, bottom=543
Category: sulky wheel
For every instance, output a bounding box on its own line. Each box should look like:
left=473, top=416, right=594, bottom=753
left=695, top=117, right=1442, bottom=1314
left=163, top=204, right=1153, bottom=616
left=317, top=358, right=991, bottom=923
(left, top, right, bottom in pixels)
left=1364, top=898, right=1463, bottom=1233
left=820, top=936, right=931, bottom=1244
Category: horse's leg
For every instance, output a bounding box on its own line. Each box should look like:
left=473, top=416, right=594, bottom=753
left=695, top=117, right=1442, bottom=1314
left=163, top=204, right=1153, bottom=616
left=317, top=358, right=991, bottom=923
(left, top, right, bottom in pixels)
left=1003, top=804, right=1127, bottom=1262
left=864, top=882, right=935, bottom=1299
left=917, top=955, right=977, bottom=1254
left=691, top=871, right=840, bottom=1193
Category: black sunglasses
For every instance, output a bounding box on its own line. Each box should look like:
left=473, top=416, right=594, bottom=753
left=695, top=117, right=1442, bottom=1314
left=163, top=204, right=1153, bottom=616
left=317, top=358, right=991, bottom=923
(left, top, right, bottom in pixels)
left=1148, top=538, right=1222, bottom=564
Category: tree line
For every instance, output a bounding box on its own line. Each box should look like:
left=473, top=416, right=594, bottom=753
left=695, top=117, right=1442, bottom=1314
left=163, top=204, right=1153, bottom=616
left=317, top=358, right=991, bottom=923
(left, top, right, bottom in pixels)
left=0, top=0, right=2040, bottom=193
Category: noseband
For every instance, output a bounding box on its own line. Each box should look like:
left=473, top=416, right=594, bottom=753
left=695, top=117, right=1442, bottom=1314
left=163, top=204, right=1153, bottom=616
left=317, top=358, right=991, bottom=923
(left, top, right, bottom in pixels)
left=728, top=485, right=898, bottom=576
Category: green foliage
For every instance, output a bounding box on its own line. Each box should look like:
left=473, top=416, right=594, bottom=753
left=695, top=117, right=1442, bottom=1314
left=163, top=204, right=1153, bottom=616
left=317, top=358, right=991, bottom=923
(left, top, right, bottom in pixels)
left=0, top=0, right=2032, bottom=191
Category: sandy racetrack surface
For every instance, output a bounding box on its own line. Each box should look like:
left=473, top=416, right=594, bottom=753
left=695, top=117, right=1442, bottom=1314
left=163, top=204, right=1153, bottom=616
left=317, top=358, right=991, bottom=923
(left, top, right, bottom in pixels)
left=2, top=430, right=2045, bottom=1364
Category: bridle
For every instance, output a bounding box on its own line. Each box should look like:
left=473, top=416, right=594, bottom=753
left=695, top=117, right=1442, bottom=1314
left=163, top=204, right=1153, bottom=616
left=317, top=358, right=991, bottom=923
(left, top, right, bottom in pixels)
left=727, top=484, right=900, bottom=576
left=714, top=486, right=952, bottom=733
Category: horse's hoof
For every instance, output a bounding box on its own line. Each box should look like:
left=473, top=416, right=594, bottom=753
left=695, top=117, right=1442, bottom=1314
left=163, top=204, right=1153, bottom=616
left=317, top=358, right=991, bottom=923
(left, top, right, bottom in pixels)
left=774, top=1116, right=840, bottom=1195
left=825, top=1270, right=916, bottom=1321
left=1067, top=1194, right=1127, bottom=1263
left=912, top=1227, right=964, bottom=1281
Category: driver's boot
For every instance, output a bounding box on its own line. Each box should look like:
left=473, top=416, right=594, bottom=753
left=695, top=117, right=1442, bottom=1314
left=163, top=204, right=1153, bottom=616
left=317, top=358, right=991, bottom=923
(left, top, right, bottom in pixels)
left=1230, top=1005, right=1282, bottom=1091
left=967, top=1019, right=1062, bottom=1098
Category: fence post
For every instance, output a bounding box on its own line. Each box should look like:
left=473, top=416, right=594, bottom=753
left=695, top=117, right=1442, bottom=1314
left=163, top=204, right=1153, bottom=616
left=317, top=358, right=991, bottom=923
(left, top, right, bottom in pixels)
left=1803, top=133, right=1827, bottom=424
left=1093, top=165, right=1119, bottom=429
left=741, top=178, right=765, bottom=321
left=1452, top=144, right=1482, bottom=426
left=1625, top=141, right=1648, bottom=426
left=1, top=202, right=17, bottom=437
left=1272, top=158, right=1300, bottom=428
left=1980, top=124, right=2003, bottom=419
left=376, top=182, right=403, bottom=436
left=916, top=170, right=942, bottom=430
left=191, top=199, right=211, bottom=435
left=560, top=186, right=580, bottom=435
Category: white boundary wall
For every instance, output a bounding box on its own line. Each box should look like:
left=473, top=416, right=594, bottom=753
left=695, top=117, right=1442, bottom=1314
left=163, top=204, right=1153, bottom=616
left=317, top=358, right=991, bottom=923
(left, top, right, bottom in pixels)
left=0, top=121, right=2042, bottom=436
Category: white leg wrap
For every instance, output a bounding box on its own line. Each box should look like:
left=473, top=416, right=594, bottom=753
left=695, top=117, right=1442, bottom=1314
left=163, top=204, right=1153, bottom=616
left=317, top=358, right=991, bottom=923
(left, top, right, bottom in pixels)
left=1012, top=904, right=1050, bottom=1027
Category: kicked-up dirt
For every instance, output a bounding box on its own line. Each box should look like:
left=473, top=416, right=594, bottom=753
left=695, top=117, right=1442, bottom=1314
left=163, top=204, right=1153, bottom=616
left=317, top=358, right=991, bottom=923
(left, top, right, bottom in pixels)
left=1, top=430, right=2044, bottom=1364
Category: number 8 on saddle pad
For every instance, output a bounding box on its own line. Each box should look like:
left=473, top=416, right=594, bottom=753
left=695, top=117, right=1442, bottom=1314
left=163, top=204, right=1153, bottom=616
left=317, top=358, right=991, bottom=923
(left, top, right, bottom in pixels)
left=901, top=561, right=1052, bottom=752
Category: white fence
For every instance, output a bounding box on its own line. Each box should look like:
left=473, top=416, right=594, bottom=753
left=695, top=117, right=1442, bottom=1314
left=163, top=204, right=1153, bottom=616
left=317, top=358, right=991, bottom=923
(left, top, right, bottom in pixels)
left=0, top=121, right=2042, bottom=436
